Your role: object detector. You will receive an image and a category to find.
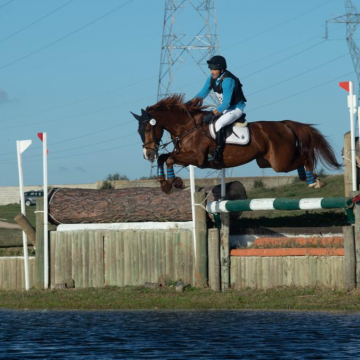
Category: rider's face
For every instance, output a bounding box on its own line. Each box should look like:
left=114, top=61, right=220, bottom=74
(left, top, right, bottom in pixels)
left=210, top=69, right=222, bottom=78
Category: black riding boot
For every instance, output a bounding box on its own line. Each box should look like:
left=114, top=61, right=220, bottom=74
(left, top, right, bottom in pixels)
left=209, top=127, right=226, bottom=164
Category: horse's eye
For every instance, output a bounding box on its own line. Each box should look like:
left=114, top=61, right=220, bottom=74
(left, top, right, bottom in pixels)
left=146, top=129, right=151, bottom=133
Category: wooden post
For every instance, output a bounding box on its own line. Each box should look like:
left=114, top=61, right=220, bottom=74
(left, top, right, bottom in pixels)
left=220, top=212, right=230, bottom=291
left=35, top=198, right=44, bottom=289
left=194, top=191, right=208, bottom=287
left=14, top=213, right=36, bottom=246
left=343, top=225, right=356, bottom=291
left=344, top=132, right=352, bottom=196
left=208, top=228, right=220, bottom=291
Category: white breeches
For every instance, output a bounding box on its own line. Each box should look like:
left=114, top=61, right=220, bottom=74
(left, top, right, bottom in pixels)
left=215, top=108, right=243, bottom=132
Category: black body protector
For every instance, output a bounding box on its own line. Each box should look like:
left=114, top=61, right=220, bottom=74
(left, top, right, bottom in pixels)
left=209, top=70, right=247, bottom=106
left=207, top=70, right=247, bottom=165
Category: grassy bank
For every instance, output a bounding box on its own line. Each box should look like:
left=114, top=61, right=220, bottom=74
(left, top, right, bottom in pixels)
left=1, top=286, right=360, bottom=312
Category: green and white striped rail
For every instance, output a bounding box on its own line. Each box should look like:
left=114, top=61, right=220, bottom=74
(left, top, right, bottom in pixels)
left=206, top=197, right=351, bottom=214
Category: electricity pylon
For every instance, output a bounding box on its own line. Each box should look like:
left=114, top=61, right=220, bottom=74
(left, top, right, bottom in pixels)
left=325, top=0, right=360, bottom=98
left=157, top=0, right=220, bottom=103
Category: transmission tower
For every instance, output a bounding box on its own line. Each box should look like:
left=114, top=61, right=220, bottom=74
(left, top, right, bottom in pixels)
left=325, top=0, right=360, bottom=98
left=157, top=0, right=220, bottom=103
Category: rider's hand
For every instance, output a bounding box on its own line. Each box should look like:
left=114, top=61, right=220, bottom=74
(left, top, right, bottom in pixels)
left=203, top=112, right=215, bottom=124
left=185, top=100, right=193, bottom=106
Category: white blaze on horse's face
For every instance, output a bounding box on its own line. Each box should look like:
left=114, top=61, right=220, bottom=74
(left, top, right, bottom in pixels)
left=143, top=147, right=158, bottom=162
left=143, top=121, right=159, bottom=162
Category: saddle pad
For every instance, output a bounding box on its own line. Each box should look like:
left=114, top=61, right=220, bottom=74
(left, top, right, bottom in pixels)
left=210, top=122, right=250, bottom=145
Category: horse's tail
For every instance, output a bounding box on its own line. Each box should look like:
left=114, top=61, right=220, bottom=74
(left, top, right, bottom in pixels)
left=283, top=120, right=342, bottom=171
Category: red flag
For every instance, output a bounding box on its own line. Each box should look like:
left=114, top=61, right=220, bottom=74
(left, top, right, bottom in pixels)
left=37, top=133, right=49, bottom=154
left=339, top=82, right=350, bottom=92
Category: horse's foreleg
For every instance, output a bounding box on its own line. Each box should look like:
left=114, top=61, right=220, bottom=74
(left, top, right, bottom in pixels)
left=157, top=154, right=173, bottom=193
left=166, top=157, right=184, bottom=189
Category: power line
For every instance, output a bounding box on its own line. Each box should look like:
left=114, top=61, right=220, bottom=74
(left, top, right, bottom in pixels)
left=2, top=19, right=341, bottom=125
left=0, top=0, right=15, bottom=11
left=240, top=41, right=326, bottom=80
left=247, top=52, right=349, bottom=97
left=248, top=71, right=355, bottom=113
left=0, top=0, right=75, bottom=45
left=224, top=0, right=334, bottom=51
left=0, top=0, right=133, bottom=72
left=0, top=75, right=156, bottom=124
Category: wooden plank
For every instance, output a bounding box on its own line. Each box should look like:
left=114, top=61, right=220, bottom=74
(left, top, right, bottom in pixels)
left=118, top=231, right=125, bottom=287
left=343, top=226, right=356, bottom=291
left=123, top=230, right=131, bottom=286
left=220, top=212, right=230, bottom=291
left=208, top=229, right=220, bottom=291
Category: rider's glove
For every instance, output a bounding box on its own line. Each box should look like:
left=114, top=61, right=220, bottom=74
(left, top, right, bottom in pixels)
left=185, top=100, right=193, bottom=106
left=203, top=112, right=215, bottom=124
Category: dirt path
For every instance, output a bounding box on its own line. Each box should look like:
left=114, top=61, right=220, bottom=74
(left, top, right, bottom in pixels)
left=0, top=221, right=20, bottom=229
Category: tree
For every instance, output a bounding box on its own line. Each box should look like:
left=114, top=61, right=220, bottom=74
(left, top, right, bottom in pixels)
left=100, top=173, right=129, bottom=189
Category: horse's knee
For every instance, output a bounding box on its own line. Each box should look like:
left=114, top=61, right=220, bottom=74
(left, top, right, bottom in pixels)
left=173, top=177, right=184, bottom=189
left=160, top=180, right=173, bottom=194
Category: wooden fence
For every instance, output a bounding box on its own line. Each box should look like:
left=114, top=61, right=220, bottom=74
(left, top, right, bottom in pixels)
left=50, top=229, right=195, bottom=288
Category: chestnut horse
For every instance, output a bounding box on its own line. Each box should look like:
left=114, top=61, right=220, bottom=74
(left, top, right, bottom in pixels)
left=131, top=95, right=341, bottom=194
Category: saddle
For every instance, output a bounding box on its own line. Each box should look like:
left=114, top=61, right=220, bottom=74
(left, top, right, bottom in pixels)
left=209, top=113, right=250, bottom=145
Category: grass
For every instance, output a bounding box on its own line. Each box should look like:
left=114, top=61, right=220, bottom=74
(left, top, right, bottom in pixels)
left=234, top=174, right=348, bottom=228
left=0, top=204, right=36, bottom=226
left=1, top=286, right=360, bottom=311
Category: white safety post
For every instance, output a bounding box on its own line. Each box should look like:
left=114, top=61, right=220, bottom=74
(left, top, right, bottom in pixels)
left=340, top=81, right=357, bottom=191
left=16, top=139, right=32, bottom=291
left=38, top=132, right=49, bottom=289
left=221, top=169, right=226, bottom=198
left=189, top=165, right=196, bottom=258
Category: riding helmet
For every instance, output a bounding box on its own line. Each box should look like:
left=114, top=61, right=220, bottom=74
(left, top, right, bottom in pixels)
left=207, top=55, right=227, bottom=70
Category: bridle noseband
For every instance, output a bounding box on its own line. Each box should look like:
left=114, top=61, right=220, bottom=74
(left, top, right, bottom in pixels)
left=140, top=114, right=161, bottom=151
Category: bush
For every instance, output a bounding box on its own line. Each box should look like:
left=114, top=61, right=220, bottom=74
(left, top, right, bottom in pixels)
left=100, top=180, right=114, bottom=190
left=253, top=179, right=265, bottom=189
left=106, top=173, right=128, bottom=181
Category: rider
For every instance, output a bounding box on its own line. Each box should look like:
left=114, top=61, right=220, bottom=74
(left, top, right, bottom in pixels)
left=190, top=55, right=247, bottom=164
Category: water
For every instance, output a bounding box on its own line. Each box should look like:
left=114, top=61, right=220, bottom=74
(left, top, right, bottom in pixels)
left=0, top=310, right=360, bottom=359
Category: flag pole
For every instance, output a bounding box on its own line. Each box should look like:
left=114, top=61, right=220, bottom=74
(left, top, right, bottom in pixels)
left=189, top=165, right=196, bottom=259
left=16, top=140, right=32, bottom=291
left=42, top=133, right=49, bottom=289
left=339, top=81, right=357, bottom=192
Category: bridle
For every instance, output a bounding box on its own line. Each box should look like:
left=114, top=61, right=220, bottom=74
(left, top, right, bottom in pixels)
left=141, top=117, right=161, bottom=152
left=141, top=107, right=213, bottom=155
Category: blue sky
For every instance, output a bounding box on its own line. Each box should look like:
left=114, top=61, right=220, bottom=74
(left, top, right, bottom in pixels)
left=0, top=0, right=355, bottom=186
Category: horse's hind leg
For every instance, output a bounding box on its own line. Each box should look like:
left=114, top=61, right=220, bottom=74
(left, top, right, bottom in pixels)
left=297, top=165, right=306, bottom=181
left=304, top=164, right=325, bottom=189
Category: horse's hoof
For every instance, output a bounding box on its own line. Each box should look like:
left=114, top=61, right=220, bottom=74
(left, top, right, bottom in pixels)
left=308, top=179, right=325, bottom=189
left=161, top=182, right=173, bottom=194
left=173, top=177, right=184, bottom=189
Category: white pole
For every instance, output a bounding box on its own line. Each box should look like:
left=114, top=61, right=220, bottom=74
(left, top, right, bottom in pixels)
left=43, top=133, right=49, bottom=289
left=349, top=82, right=357, bottom=191
left=16, top=140, right=32, bottom=291
left=221, top=169, right=226, bottom=198
left=189, top=165, right=196, bottom=259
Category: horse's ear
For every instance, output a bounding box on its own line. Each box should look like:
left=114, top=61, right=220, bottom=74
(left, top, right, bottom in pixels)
left=141, top=109, right=149, bottom=119
left=130, top=111, right=142, bottom=121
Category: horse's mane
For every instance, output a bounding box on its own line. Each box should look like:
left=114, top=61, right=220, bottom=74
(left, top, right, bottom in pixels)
left=147, top=94, right=208, bottom=113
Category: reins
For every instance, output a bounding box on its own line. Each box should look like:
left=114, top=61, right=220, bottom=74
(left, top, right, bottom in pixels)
left=144, top=105, right=215, bottom=154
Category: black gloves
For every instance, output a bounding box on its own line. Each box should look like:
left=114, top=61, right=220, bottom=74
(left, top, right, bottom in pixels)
left=203, top=112, right=215, bottom=124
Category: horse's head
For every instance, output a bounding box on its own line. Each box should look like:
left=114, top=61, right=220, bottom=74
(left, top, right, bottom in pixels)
left=131, top=109, right=164, bottom=162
